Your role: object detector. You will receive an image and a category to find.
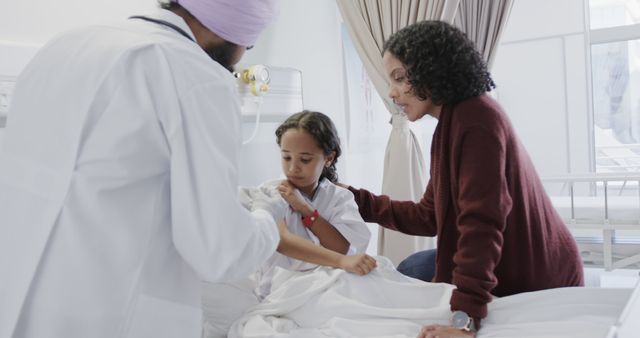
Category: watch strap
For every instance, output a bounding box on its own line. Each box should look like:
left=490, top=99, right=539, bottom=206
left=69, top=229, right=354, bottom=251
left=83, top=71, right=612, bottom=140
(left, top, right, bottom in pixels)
left=302, top=209, right=319, bottom=227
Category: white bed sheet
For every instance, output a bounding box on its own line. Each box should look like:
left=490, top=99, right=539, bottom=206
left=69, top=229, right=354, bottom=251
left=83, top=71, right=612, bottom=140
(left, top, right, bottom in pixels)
left=228, top=257, right=631, bottom=338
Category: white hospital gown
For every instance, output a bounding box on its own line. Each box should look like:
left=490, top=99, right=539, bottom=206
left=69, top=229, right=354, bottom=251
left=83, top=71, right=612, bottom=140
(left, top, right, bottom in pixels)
left=202, top=178, right=371, bottom=337
left=255, top=178, right=371, bottom=298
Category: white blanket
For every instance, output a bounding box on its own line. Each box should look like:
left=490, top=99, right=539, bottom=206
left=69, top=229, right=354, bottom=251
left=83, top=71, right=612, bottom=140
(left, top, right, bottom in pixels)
left=228, top=257, right=631, bottom=338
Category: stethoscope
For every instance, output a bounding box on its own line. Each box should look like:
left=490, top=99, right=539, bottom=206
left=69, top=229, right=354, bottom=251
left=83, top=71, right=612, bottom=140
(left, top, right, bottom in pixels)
left=129, top=15, right=195, bottom=42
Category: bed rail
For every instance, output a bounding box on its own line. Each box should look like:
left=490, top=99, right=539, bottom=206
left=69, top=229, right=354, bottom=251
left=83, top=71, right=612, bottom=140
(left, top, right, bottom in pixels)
left=542, top=173, right=640, bottom=271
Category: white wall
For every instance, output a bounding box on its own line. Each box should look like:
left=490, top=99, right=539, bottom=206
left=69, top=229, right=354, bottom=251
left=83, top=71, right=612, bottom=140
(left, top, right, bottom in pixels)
left=499, top=0, right=585, bottom=43
left=0, top=0, right=158, bottom=145
left=492, top=0, right=591, bottom=176
left=0, top=0, right=157, bottom=45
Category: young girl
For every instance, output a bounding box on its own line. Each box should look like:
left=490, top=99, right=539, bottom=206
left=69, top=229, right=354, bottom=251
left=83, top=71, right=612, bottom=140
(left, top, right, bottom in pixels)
left=202, top=110, right=376, bottom=337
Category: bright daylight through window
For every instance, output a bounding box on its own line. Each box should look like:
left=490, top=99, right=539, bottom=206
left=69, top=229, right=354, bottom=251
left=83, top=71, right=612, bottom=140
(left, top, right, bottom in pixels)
left=590, top=0, right=640, bottom=173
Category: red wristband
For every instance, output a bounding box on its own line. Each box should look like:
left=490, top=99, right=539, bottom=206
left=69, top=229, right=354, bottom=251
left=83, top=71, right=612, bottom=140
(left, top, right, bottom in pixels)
left=301, top=209, right=319, bottom=228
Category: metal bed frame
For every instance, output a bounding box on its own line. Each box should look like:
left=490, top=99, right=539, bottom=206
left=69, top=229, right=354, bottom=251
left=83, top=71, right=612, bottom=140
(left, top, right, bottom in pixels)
left=542, top=173, right=640, bottom=271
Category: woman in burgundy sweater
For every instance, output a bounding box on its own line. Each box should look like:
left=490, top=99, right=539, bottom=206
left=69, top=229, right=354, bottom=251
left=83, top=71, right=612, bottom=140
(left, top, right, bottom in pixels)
left=345, top=21, right=583, bottom=338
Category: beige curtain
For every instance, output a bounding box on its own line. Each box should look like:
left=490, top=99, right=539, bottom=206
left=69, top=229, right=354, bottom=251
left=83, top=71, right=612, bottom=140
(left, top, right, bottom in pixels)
left=337, top=0, right=459, bottom=266
left=454, top=0, right=514, bottom=69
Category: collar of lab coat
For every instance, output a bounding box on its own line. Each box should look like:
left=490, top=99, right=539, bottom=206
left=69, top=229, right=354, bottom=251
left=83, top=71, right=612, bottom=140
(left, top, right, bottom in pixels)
left=137, top=8, right=198, bottom=43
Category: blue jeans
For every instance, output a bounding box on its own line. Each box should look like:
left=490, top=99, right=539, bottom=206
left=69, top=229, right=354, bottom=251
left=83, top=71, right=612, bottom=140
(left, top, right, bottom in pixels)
left=397, top=248, right=437, bottom=282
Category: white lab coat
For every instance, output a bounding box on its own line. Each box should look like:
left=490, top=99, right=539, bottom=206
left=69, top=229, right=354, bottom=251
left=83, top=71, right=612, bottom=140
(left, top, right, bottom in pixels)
left=0, top=9, right=279, bottom=338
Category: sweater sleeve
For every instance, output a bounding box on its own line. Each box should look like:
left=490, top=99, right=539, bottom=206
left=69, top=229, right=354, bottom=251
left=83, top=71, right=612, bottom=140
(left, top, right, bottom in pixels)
left=347, top=184, right=437, bottom=236
left=449, top=127, right=513, bottom=320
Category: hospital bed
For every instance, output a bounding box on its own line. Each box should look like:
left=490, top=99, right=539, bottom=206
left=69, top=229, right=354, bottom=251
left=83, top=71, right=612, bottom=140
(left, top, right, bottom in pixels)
left=209, top=173, right=640, bottom=338
left=542, top=173, right=640, bottom=271
left=223, top=257, right=640, bottom=338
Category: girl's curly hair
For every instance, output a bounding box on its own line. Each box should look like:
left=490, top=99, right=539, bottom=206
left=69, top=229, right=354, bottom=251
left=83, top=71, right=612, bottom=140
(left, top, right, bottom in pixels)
left=383, top=20, right=495, bottom=105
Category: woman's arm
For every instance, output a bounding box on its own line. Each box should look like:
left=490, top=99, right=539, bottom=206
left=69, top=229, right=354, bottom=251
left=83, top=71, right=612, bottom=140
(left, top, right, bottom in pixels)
left=450, top=127, right=512, bottom=322
left=275, top=221, right=377, bottom=275
left=347, top=182, right=437, bottom=236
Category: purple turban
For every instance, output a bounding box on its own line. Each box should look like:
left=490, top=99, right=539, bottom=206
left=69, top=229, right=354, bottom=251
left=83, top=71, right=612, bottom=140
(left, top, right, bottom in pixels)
left=176, top=0, right=278, bottom=47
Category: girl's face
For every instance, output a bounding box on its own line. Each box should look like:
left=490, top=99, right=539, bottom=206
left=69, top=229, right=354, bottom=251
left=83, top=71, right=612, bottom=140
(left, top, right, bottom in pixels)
left=383, top=51, right=442, bottom=121
left=280, top=128, right=335, bottom=197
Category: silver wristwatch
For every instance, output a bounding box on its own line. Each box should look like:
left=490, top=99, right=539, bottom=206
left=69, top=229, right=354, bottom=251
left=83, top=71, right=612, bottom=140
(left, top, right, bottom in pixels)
left=451, top=310, right=476, bottom=332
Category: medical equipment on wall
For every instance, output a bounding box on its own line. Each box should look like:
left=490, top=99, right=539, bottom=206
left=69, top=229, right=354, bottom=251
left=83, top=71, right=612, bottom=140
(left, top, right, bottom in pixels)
left=236, top=64, right=270, bottom=96
left=234, top=65, right=303, bottom=143
left=235, top=65, right=303, bottom=186
left=235, top=65, right=271, bottom=145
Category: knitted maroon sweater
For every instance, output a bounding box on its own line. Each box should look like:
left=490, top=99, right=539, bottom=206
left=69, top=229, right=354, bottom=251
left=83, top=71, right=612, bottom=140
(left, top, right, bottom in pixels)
left=349, top=94, right=583, bottom=321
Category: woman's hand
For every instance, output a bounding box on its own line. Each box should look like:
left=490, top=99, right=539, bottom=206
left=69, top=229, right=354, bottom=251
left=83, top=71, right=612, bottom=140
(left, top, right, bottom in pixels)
left=277, top=180, right=313, bottom=214
left=336, top=182, right=349, bottom=189
left=338, top=253, right=377, bottom=275
left=417, top=325, right=475, bottom=338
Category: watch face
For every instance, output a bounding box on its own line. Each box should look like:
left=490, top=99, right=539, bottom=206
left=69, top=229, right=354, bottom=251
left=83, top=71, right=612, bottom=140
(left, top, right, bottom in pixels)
left=451, top=311, right=470, bottom=328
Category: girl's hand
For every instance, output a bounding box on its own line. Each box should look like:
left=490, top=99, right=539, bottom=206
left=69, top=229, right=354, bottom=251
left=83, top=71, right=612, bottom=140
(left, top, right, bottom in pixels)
left=277, top=180, right=313, bottom=214
left=339, top=253, right=377, bottom=275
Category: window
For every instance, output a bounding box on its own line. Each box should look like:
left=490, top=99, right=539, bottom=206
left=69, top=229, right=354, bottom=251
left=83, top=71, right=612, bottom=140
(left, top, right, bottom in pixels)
left=491, top=0, right=640, bottom=268
left=589, top=0, right=640, bottom=173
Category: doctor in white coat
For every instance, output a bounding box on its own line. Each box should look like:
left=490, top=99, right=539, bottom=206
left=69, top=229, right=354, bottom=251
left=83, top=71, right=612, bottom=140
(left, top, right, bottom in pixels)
left=0, top=1, right=284, bottom=337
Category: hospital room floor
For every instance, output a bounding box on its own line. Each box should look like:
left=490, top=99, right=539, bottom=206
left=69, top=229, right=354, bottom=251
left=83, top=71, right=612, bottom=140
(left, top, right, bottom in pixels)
left=584, top=267, right=640, bottom=287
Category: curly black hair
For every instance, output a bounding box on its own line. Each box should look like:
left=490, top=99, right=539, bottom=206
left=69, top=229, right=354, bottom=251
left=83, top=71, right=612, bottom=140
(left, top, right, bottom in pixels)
left=383, top=20, right=495, bottom=105
left=275, top=110, right=342, bottom=183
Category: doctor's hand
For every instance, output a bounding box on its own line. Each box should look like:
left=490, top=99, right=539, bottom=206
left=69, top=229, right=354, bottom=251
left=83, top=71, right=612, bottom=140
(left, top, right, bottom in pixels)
left=417, top=325, right=476, bottom=338
left=277, top=180, right=312, bottom=214
left=238, top=186, right=256, bottom=210
left=339, top=253, right=377, bottom=276
left=251, top=187, right=288, bottom=224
